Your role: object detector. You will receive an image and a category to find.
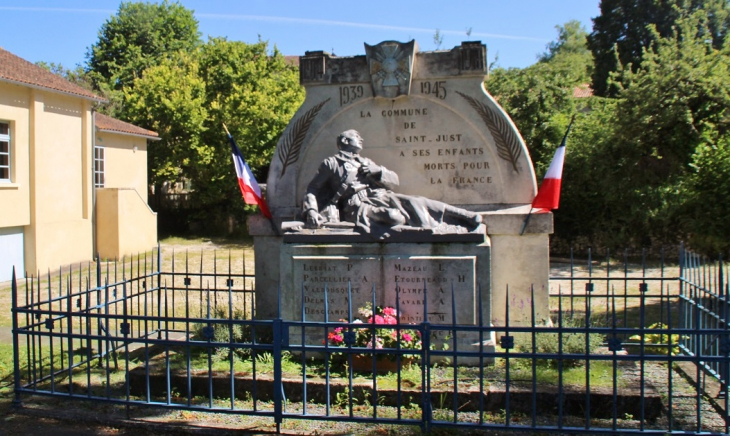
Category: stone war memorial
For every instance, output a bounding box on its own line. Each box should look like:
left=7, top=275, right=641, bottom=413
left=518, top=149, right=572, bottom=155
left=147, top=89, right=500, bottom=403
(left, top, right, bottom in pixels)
left=249, top=40, right=553, bottom=354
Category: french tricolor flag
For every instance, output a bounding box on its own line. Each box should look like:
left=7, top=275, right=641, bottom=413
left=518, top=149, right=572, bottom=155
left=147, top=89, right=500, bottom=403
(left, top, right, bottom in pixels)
left=531, top=117, right=573, bottom=212
left=226, top=127, right=272, bottom=219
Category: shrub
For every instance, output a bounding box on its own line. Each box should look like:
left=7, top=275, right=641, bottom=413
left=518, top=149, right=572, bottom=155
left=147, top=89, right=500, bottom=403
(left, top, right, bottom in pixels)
left=627, top=322, right=682, bottom=355
left=514, top=317, right=605, bottom=368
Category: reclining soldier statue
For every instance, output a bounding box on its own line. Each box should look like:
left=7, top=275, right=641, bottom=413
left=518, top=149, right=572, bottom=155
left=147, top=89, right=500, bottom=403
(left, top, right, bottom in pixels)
left=300, top=129, right=482, bottom=238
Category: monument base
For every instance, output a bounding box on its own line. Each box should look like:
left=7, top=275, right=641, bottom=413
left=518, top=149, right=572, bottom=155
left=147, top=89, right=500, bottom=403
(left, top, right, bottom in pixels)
left=279, top=237, right=491, bottom=365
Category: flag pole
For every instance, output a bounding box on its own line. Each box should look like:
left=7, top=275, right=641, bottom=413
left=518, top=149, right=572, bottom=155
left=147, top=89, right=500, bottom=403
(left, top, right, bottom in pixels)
left=519, top=207, right=533, bottom=236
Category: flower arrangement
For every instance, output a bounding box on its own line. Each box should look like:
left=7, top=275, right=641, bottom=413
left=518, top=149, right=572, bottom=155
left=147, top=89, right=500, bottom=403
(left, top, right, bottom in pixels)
left=326, top=304, right=422, bottom=353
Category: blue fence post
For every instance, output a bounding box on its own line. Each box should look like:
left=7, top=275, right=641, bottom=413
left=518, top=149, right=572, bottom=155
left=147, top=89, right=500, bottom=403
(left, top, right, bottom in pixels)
left=273, top=315, right=283, bottom=433
left=679, top=243, right=687, bottom=352
left=96, top=253, right=103, bottom=367
left=421, top=283, right=430, bottom=433
left=11, top=267, right=22, bottom=407
left=721, top=254, right=730, bottom=434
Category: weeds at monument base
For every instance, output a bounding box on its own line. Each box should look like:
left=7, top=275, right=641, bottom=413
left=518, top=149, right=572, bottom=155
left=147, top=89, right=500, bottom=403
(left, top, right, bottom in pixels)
left=9, top=246, right=730, bottom=433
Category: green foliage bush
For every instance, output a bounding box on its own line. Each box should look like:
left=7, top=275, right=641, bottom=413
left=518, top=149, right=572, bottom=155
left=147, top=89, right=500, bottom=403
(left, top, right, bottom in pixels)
left=680, top=137, right=730, bottom=253
left=193, top=306, right=253, bottom=363
left=489, top=6, right=730, bottom=255
left=627, top=322, right=683, bottom=355
left=514, top=317, right=605, bottom=368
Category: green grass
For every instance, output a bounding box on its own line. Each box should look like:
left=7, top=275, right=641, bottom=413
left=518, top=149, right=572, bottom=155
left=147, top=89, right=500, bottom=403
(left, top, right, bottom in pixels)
left=507, top=358, right=625, bottom=388
left=0, top=343, right=18, bottom=398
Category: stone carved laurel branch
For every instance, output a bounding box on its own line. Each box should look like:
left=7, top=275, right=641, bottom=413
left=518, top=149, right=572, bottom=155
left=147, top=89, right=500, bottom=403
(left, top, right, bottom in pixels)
left=456, top=91, right=521, bottom=173
left=278, top=98, right=331, bottom=178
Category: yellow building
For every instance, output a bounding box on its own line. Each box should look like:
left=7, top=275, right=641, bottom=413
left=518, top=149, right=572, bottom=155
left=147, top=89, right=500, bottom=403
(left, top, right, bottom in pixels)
left=0, top=48, right=159, bottom=281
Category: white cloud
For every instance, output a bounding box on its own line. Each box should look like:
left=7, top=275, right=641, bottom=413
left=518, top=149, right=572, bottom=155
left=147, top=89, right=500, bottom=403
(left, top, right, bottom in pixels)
left=0, top=6, right=549, bottom=43
left=196, top=13, right=549, bottom=43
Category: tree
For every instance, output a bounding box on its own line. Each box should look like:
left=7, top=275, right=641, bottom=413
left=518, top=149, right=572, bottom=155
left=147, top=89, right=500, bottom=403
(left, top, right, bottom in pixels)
left=612, top=10, right=730, bottom=188
left=681, top=137, right=730, bottom=254
left=122, top=52, right=208, bottom=186
left=86, top=0, right=200, bottom=107
left=613, top=9, right=730, bottom=250
left=36, top=62, right=96, bottom=92
left=121, top=38, right=304, bottom=227
left=588, top=0, right=730, bottom=97
left=194, top=38, right=304, bottom=210
left=558, top=8, right=730, bottom=249
left=540, top=20, right=592, bottom=63
left=486, top=22, right=592, bottom=174
left=433, top=29, right=444, bottom=49
left=491, top=12, right=730, bottom=251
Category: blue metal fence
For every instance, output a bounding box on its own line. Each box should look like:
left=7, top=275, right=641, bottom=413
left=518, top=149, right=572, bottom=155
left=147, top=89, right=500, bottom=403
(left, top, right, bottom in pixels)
left=10, top=246, right=730, bottom=434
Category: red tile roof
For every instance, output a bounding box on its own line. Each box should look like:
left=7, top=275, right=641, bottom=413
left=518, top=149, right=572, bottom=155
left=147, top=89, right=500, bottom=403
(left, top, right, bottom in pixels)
left=573, top=83, right=594, bottom=98
left=283, top=55, right=300, bottom=67
left=0, top=47, right=105, bottom=102
left=95, top=113, right=159, bottom=140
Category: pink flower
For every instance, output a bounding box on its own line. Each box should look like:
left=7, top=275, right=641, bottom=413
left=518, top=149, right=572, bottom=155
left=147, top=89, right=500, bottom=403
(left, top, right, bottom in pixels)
left=402, top=333, right=412, bottom=342
left=384, top=315, right=397, bottom=325
left=382, top=307, right=398, bottom=316
left=368, top=315, right=385, bottom=324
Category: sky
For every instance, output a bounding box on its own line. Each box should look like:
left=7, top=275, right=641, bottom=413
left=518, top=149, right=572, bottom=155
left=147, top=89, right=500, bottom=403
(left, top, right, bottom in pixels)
left=0, top=0, right=600, bottom=71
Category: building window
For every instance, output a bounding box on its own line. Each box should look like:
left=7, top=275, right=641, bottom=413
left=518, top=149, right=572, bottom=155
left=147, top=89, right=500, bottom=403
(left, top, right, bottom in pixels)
left=94, top=145, right=104, bottom=188
left=0, top=122, right=9, bottom=182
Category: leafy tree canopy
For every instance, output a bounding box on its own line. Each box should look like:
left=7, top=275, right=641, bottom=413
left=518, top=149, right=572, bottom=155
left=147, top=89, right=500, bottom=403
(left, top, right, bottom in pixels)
left=540, top=20, right=592, bottom=63
left=588, top=0, right=730, bottom=96
left=489, top=10, right=730, bottom=253
left=86, top=1, right=200, bottom=96
left=559, top=8, right=730, bottom=251
left=121, top=38, right=304, bottom=220
left=487, top=21, right=592, bottom=174
left=81, top=2, right=304, bottom=231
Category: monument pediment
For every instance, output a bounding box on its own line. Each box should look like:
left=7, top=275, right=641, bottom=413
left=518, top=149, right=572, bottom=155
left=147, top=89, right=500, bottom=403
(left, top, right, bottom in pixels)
left=267, top=41, right=537, bottom=220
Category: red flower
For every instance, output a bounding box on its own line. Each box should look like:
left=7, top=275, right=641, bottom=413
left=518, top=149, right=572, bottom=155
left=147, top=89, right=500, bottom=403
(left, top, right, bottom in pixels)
left=327, top=331, right=343, bottom=344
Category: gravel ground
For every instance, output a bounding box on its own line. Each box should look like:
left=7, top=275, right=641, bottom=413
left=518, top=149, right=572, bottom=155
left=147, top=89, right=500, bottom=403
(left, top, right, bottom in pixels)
left=1, top=358, right=726, bottom=435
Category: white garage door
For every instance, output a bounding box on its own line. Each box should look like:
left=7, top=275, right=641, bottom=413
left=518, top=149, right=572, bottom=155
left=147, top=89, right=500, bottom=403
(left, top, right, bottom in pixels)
left=0, top=227, right=24, bottom=282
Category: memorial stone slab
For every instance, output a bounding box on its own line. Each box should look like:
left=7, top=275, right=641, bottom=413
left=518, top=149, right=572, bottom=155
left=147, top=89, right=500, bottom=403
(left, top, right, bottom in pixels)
left=280, top=242, right=488, bottom=359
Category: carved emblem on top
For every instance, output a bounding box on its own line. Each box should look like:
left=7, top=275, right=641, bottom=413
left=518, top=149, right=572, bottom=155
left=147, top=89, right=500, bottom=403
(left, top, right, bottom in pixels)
left=364, top=40, right=417, bottom=99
